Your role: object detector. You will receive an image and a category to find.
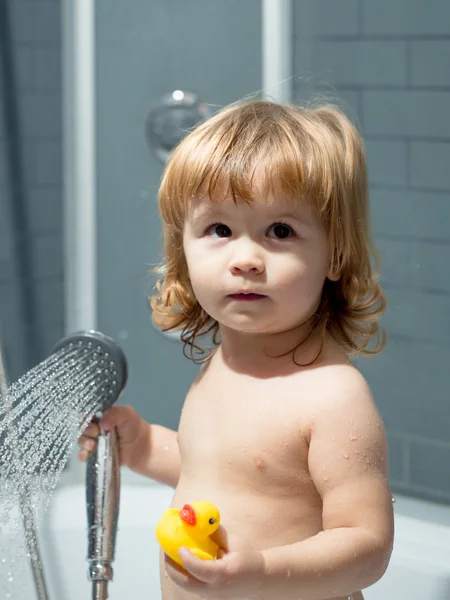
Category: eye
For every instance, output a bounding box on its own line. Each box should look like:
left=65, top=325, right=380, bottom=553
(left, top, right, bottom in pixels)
left=267, top=222, right=294, bottom=239
left=207, top=222, right=231, bottom=238
left=209, top=517, right=216, bottom=524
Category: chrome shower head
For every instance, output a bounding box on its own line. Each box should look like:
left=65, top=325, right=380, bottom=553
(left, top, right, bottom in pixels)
left=52, top=329, right=128, bottom=414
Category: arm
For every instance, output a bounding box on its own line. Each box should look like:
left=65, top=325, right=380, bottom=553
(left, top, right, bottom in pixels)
left=129, top=422, right=181, bottom=488
left=260, top=366, right=394, bottom=599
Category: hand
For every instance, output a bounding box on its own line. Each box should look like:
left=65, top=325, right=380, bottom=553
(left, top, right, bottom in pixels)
left=164, top=545, right=266, bottom=600
left=77, top=405, right=144, bottom=468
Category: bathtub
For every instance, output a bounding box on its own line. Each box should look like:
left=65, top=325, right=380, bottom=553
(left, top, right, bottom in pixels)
left=4, top=474, right=450, bottom=599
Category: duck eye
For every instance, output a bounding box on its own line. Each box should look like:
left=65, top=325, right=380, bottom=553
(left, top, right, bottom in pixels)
left=209, top=518, right=216, bottom=524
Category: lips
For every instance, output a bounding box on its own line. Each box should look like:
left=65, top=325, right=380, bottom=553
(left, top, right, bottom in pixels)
left=228, top=292, right=266, bottom=301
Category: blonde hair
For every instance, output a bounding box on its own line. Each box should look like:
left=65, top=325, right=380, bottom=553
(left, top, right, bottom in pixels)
left=150, top=99, right=386, bottom=362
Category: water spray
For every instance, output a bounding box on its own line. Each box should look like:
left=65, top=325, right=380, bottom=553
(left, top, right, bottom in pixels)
left=0, top=329, right=128, bottom=600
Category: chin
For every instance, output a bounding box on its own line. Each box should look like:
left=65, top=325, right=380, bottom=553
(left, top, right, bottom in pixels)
left=218, top=318, right=281, bottom=336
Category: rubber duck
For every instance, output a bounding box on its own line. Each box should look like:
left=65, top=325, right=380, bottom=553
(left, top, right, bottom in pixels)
left=155, top=500, right=221, bottom=567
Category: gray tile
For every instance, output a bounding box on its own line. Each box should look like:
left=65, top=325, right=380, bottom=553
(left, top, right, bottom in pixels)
left=27, top=187, right=63, bottom=234
left=34, top=139, right=62, bottom=185
left=365, top=140, right=408, bottom=186
left=0, top=230, right=10, bottom=261
left=363, top=0, right=450, bottom=35
left=377, top=239, right=412, bottom=288
left=20, top=93, right=61, bottom=139
left=292, top=84, right=362, bottom=126
left=307, top=0, right=360, bottom=36
left=411, top=142, right=450, bottom=192
left=10, top=1, right=61, bottom=44
left=15, top=47, right=35, bottom=92
left=378, top=238, right=450, bottom=295
left=390, top=481, right=450, bottom=505
left=312, top=41, right=407, bottom=86
left=40, top=323, right=65, bottom=357
left=35, top=280, right=64, bottom=326
left=363, top=91, right=450, bottom=138
left=0, top=142, right=5, bottom=186
left=34, top=48, right=62, bottom=92
left=382, top=288, right=450, bottom=343
left=411, top=41, right=450, bottom=87
left=406, top=243, right=450, bottom=294
left=360, top=338, right=450, bottom=441
left=0, top=285, right=22, bottom=332
left=386, top=433, right=407, bottom=483
left=30, top=234, right=63, bottom=279
left=410, top=439, right=450, bottom=496
left=336, top=89, right=362, bottom=126
left=370, top=188, right=450, bottom=240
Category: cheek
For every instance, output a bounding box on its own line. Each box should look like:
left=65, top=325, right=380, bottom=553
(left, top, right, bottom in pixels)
left=187, top=269, right=219, bottom=311
left=277, top=253, right=328, bottom=289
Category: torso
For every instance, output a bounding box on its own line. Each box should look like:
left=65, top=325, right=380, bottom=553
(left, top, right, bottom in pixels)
left=160, top=345, right=360, bottom=600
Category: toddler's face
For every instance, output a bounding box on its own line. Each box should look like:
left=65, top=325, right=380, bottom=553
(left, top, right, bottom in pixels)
left=182, top=194, right=334, bottom=336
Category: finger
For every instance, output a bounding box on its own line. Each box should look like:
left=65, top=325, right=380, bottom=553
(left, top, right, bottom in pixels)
left=178, top=548, right=226, bottom=584
left=78, top=449, right=89, bottom=462
left=78, top=436, right=96, bottom=451
left=99, top=405, right=137, bottom=434
left=83, top=423, right=100, bottom=437
left=164, top=554, right=207, bottom=594
left=210, top=524, right=229, bottom=552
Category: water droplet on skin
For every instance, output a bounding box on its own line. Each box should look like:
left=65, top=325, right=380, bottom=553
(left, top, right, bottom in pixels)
left=343, top=453, right=349, bottom=459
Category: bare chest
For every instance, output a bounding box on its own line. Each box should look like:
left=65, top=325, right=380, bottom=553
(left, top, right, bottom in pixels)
left=177, top=371, right=314, bottom=494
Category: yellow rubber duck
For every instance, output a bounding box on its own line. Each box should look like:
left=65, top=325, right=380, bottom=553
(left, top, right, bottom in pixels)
left=155, top=500, right=221, bottom=567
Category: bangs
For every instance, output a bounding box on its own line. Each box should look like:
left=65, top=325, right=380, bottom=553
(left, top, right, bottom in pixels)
left=158, top=101, right=349, bottom=228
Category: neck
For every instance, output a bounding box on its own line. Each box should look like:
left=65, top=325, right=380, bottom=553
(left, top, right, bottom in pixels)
left=216, top=320, right=325, bottom=376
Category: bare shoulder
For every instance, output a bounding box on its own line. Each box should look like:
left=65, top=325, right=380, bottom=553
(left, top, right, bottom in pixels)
left=312, top=359, right=376, bottom=409
left=292, top=341, right=379, bottom=428
left=304, top=355, right=387, bottom=468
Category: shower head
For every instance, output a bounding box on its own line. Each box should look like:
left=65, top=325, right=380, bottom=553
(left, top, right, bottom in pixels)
left=52, top=329, right=128, bottom=413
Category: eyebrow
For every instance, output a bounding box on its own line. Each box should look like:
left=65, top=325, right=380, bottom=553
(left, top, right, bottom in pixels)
left=191, top=206, right=227, bottom=221
left=191, top=205, right=312, bottom=226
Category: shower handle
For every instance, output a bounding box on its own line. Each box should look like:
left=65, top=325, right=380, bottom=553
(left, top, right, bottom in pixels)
left=86, top=419, right=121, bottom=593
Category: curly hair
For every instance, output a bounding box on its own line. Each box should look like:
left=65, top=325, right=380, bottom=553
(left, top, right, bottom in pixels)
left=149, top=99, right=386, bottom=363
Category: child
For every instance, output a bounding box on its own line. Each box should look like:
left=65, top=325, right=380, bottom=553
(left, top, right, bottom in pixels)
left=78, top=99, right=394, bottom=600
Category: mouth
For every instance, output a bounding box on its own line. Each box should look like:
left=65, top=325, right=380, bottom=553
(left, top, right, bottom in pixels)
left=228, top=292, right=267, bottom=301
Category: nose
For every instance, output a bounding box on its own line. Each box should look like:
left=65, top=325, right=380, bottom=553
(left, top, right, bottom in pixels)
left=229, top=239, right=265, bottom=275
